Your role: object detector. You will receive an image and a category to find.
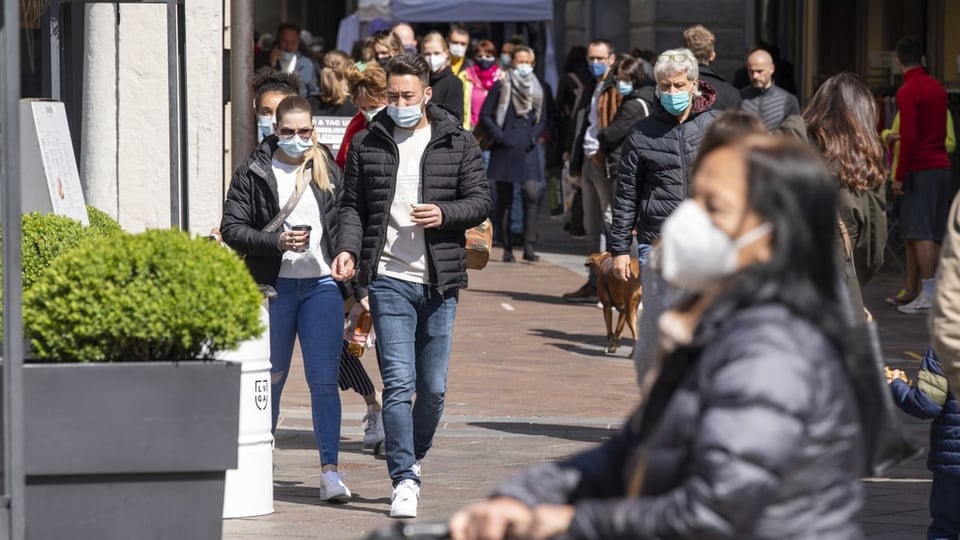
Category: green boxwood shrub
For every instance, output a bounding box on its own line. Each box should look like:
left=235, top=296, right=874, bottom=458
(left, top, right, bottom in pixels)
left=85, top=205, right=124, bottom=237
left=24, top=229, right=263, bottom=362
left=21, top=212, right=91, bottom=289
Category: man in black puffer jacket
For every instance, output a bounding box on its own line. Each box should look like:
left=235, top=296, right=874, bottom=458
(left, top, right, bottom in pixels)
left=331, top=54, right=491, bottom=519
left=609, top=47, right=719, bottom=386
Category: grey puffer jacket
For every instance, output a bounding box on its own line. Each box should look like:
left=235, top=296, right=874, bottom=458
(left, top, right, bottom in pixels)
left=609, top=82, right=719, bottom=252
left=337, top=102, right=491, bottom=293
left=494, top=303, right=864, bottom=540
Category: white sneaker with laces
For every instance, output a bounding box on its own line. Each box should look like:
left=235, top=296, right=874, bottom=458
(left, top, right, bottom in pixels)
left=390, top=479, right=420, bottom=518
left=319, top=470, right=352, bottom=502
left=362, top=406, right=385, bottom=448
left=411, top=460, right=421, bottom=478
left=898, top=293, right=932, bottom=314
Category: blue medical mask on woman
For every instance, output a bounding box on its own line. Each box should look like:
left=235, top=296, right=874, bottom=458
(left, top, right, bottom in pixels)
left=616, top=81, right=634, bottom=96
left=388, top=97, right=426, bottom=128
left=589, top=61, right=607, bottom=78
left=277, top=135, right=314, bottom=158
left=515, top=64, right=534, bottom=77
left=659, top=89, right=691, bottom=116
left=257, top=115, right=275, bottom=141
left=362, top=106, right=385, bottom=123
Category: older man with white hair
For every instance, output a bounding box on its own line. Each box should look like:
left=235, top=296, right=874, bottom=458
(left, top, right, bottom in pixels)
left=610, top=47, right=720, bottom=384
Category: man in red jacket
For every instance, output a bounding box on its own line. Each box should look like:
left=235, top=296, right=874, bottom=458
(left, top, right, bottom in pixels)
left=892, top=36, right=953, bottom=315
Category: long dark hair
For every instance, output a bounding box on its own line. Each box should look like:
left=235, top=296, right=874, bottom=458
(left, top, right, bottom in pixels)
left=803, top=72, right=886, bottom=192
left=710, top=135, right=846, bottom=351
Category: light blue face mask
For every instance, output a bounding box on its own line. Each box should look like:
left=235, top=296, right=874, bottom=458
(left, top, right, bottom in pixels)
left=659, top=90, right=691, bottom=116
left=589, top=61, right=607, bottom=78
left=257, top=115, right=275, bottom=142
left=362, top=106, right=385, bottom=123
left=616, top=81, right=634, bottom=96
left=388, top=98, right=425, bottom=128
left=500, top=53, right=512, bottom=67
left=514, top=64, right=534, bottom=77
left=277, top=135, right=314, bottom=158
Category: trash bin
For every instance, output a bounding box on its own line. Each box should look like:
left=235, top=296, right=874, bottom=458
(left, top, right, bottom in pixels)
left=220, top=285, right=276, bottom=518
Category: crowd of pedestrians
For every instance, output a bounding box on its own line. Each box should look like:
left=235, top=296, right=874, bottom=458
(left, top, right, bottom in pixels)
left=227, top=19, right=960, bottom=539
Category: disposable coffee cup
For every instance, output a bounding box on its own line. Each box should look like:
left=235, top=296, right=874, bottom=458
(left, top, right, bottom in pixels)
left=292, top=225, right=311, bottom=249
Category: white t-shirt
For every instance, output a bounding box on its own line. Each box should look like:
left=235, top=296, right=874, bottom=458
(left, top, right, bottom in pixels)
left=272, top=157, right=332, bottom=279
left=378, top=125, right=432, bottom=283
left=582, top=82, right=604, bottom=158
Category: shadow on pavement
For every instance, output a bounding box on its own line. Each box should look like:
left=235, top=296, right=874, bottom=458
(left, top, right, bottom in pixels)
left=468, top=421, right=617, bottom=443
left=274, top=431, right=378, bottom=457
left=274, top=485, right=391, bottom=515
left=468, top=288, right=576, bottom=307
left=528, top=328, right=636, bottom=359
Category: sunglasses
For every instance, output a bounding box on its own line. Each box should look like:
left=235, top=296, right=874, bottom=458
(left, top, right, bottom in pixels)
left=278, top=127, right=314, bottom=138
left=659, top=53, right=692, bottom=62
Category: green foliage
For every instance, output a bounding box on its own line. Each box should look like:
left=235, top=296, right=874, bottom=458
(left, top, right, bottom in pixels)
left=20, top=213, right=90, bottom=289
left=24, top=229, right=263, bottom=362
left=85, top=205, right=124, bottom=237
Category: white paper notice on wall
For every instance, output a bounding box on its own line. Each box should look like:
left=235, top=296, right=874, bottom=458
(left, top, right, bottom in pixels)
left=313, top=116, right=353, bottom=156
left=20, top=99, right=89, bottom=226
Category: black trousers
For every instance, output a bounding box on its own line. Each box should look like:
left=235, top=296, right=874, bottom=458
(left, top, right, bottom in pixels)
left=496, top=180, right=539, bottom=254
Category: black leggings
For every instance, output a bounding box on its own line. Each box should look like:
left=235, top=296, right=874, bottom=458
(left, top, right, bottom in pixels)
left=496, top=180, right=539, bottom=252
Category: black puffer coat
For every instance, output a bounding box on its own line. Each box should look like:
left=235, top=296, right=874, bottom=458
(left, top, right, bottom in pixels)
left=597, top=86, right=654, bottom=182
left=220, top=136, right=341, bottom=286
left=494, top=303, right=864, bottom=540
left=338, top=102, right=491, bottom=293
left=609, top=82, right=719, bottom=253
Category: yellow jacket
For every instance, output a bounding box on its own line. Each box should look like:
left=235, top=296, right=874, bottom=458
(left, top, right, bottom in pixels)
left=881, top=111, right=956, bottom=180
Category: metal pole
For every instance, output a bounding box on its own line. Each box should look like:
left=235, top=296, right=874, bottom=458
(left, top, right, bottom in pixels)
left=231, top=0, right=254, bottom=171
left=1, top=0, right=26, bottom=535
left=167, top=0, right=181, bottom=229
left=41, top=0, right=61, bottom=100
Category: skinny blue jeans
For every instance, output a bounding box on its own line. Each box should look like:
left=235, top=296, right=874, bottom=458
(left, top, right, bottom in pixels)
left=269, top=276, right=343, bottom=466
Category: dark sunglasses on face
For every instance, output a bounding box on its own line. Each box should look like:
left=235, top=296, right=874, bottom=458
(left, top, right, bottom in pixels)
left=278, top=127, right=314, bottom=139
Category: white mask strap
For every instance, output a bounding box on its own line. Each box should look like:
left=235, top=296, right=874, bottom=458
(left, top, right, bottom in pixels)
left=732, top=222, right=773, bottom=249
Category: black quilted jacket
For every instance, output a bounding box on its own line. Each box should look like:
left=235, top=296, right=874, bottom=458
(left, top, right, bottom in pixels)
left=220, top=136, right=341, bottom=287
left=495, top=303, right=864, bottom=540
left=337, top=102, right=491, bottom=292
left=609, top=82, right=719, bottom=252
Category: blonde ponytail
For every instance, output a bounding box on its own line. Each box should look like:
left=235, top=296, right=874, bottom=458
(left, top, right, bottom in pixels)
left=303, top=131, right=333, bottom=192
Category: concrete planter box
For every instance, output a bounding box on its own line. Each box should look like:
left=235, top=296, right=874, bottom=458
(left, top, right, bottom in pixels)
left=22, top=360, right=241, bottom=539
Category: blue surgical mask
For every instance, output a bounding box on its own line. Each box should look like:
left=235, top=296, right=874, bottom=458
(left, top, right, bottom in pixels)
left=257, top=114, right=275, bottom=142
left=590, top=61, right=607, bottom=78
left=515, top=64, right=534, bottom=77
left=659, top=90, right=691, bottom=116
left=616, top=81, right=634, bottom=96
left=403, top=45, right=418, bottom=55
left=388, top=98, right=425, bottom=128
left=500, top=53, right=511, bottom=67
left=280, top=51, right=296, bottom=65
left=276, top=135, right=313, bottom=158
left=477, top=57, right=496, bottom=70
left=362, top=106, right=385, bottom=123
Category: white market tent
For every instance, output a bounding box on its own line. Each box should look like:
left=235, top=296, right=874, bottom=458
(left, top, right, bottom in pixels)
left=340, top=0, right=558, bottom=88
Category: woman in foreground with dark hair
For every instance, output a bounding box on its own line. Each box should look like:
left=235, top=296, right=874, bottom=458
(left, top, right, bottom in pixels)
left=449, top=135, right=864, bottom=539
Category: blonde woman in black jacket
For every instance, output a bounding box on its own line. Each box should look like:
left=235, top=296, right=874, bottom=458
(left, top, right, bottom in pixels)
left=221, top=95, right=353, bottom=503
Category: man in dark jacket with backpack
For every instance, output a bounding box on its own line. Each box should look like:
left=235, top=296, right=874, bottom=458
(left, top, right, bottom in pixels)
left=331, top=54, right=491, bottom=519
left=610, top=47, right=719, bottom=385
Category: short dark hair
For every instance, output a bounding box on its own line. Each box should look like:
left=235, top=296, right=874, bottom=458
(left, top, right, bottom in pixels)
left=896, top=36, right=923, bottom=67
left=387, top=53, right=430, bottom=86
left=615, top=54, right=646, bottom=88
left=449, top=23, right=469, bottom=38
left=587, top=38, right=614, bottom=56
left=276, top=23, right=299, bottom=37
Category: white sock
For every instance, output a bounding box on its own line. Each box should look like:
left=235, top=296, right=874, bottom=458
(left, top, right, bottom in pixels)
left=922, top=277, right=936, bottom=298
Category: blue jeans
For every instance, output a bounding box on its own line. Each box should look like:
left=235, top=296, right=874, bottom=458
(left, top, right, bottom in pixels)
left=929, top=472, right=960, bottom=539
left=368, top=276, right=458, bottom=485
left=269, top=276, right=344, bottom=466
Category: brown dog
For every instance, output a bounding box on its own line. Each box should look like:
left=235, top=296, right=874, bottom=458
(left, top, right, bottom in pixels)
left=585, top=252, right=642, bottom=355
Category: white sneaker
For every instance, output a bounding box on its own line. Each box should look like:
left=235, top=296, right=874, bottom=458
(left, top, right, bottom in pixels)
left=319, top=471, right=352, bottom=502
left=362, top=407, right=385, bottom=448
left=411, top=460, right=421, bottom=478
left=390, top=479, right=420, bottom=518
left=898, top=293, right=932, bottom=314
